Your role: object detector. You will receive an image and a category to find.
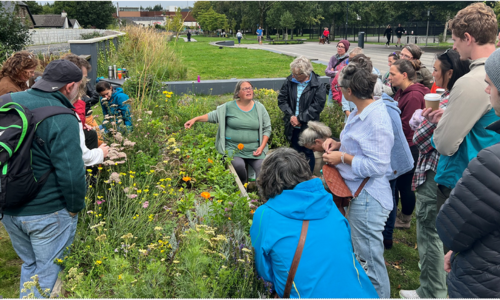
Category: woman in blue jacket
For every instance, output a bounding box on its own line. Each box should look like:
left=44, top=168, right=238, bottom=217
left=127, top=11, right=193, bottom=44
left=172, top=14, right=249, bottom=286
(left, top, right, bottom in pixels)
left=251, top=147, right=378, bottom=298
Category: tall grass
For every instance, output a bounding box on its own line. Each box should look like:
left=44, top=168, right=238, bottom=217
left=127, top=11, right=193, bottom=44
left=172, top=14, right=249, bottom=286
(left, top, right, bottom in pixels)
left=118, top=26, right=187, bottom=107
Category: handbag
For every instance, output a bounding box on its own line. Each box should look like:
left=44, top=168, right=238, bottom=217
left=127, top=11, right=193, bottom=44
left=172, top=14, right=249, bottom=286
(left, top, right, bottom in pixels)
left=273, top=220, right=309, bottom=298
left=322, top=164, right=369, bottom=216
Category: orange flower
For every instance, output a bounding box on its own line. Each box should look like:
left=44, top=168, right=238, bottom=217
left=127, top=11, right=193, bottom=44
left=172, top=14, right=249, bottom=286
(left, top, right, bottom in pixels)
left=201, top=192, right=211, bottom=199
left=237, top=143, right=244, bottom=150
left=207, top=158, right=213, bottom=163
left=250, top=209, right=255, bottom=214
left=182, top=176, right=191, bottom=182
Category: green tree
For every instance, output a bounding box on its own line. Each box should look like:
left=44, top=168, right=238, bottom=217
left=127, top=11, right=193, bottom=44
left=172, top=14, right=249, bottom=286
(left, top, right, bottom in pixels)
left=51, top=1, right=115, bottom=29
left=197, top=7, right=228, bottom=36
left=280, top=11, right=294, bottom=40
left=0, top=2, right=32, bottom=62
left=168, top=8, right=185, bottom=42
left=41, top=2, right=55, bottom=14
left=192, top=1, right=212, bottom=19
left=152, top=4, right=163, bottom=12
left=25, top=1, right=42, bottom=14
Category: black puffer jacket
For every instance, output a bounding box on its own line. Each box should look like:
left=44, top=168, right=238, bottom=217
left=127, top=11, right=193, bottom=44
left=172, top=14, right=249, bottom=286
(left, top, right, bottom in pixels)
left=436, top=120, right=500, bottom=298
left=277, top=71, right=327, bottom=142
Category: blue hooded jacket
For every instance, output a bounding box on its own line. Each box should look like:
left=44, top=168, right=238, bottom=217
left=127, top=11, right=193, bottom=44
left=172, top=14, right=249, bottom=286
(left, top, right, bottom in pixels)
left=100, top=87, right=133, bottom=128
left=250, top=178, right=378, bottom=298
left=381, top=93, right=414, bottom=180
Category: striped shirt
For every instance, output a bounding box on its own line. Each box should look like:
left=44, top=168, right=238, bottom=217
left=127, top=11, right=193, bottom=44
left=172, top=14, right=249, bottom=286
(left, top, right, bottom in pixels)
left=336, top=99, right=395, bottom=210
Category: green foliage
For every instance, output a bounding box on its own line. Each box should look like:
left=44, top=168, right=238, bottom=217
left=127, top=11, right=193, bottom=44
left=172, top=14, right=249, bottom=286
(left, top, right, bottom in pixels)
left=192, top=1, right=213, bottom=19
left=48, top=1, right=116, bottom=29
left=0, top=225, right=21, bottom=298
left=25, top=1, right=42, bottom=14
left=81, top=31, right=105, bottom=39
left=197, top=7, right=228, bottom=36
left=0, top=2, right=32, bottom=62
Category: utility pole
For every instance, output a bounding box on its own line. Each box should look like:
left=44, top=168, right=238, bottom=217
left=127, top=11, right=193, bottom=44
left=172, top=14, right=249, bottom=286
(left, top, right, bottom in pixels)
left=344, top=2, right=349, bottom=40
left=425, top=9, right=430, bottom=46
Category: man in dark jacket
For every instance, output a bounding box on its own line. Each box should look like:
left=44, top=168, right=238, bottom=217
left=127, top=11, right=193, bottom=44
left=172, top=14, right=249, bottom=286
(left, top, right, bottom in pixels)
left=436, top=47, right=500, bottom=298
left=1, top=60, right=86, bottom=298
left=278, top=56, right=327, bottom=172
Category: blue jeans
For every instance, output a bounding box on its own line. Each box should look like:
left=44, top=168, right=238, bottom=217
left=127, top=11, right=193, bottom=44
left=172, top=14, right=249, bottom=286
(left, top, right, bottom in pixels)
left=382, top=179, right=398, bottom=240
left=2, top=208, right=78, bottom=298
left=291, top=128, right=315, bottom=172
left=327, top=88, right=334, bottom=107
left=347, top=190, right=391, bottom=298
left=237, top=37, right=241, bottom=44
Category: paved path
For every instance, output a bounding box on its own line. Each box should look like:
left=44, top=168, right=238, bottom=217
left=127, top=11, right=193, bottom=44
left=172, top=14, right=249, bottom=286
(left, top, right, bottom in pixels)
left=183, top=37, right=197, bottom=42
left=234, top=42, right=444, bottom=75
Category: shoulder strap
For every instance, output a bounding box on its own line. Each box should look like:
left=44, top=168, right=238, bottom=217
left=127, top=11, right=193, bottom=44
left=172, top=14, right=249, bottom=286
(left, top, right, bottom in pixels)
left=354, top=178, right=370, bottom=198
left=0, top=93, right=13, bottom=106
left=333, top=56, right=347, bottom=69
left=283, top=220, right=309, bottom=298
left=31, top=106, right=76, bottom=124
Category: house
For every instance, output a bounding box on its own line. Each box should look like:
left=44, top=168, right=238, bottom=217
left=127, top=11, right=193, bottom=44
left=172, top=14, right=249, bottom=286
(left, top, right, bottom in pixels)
left=33, top=11, right=80, bottom=29
left=119, top=17, right=165, bottom=27
left=1, top=1, right=36, bottom=28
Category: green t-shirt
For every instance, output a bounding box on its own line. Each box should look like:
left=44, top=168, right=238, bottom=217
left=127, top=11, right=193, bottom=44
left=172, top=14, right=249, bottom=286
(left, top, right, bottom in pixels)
left=225, top=101, right=265, bottom=159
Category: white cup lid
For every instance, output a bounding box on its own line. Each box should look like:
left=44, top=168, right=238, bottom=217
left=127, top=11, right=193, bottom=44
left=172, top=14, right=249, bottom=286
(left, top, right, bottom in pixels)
left=424, top=93, right=441, bottom=101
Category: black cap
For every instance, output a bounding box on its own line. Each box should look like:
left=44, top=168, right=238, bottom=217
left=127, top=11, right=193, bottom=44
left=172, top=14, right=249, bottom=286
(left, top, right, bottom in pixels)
left=32, top=59, right=83, bottom=92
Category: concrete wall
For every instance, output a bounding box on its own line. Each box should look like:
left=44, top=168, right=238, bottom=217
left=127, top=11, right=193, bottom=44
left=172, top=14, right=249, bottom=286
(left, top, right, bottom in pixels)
left=163, top=77, right=331, bottom=95
left=29, top=29, right=108, bottom=45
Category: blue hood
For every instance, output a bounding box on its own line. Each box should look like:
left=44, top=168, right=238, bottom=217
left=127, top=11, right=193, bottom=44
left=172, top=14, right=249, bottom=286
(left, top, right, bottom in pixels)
left=265, top=178, right=333, bottom=220
left=112, top=87, right=125, bottom=97
left=381, top=93, right=401, bottom=115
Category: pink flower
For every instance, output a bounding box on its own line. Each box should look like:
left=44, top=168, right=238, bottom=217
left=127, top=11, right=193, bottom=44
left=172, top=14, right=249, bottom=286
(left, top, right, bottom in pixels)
left=142, top=201, right=149, bottom=208
left=97, top=200, right=105, bottom=205
left=127, top=194, right=138, bottom=199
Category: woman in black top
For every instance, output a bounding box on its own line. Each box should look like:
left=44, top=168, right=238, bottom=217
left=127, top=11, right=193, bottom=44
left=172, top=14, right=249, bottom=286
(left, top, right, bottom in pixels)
left=395, top=24, right=404, bottom=47
left=384, top=25, right=393, bottom=47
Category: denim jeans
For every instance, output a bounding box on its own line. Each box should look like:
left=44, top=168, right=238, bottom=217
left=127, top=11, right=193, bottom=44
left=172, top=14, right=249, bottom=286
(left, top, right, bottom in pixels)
left=347, top=189, right=391, bottom=298
left=382, top=179, right=398, bottom=241
left=291, top=128, right=315, bottom=172
left=327, top=88, right=334, bottom=107
left=1, top=208, right=78, bottom=298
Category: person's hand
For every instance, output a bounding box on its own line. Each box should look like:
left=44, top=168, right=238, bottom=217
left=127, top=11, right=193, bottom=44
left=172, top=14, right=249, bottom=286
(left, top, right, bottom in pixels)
left=82, top=123, right=92, bottom=131
left=253, top=147, right=263, bottom=156
left=69, top=211, right=77, bottom=217
left=422, top=108, right=444, bottom=124
left=323, top=151, right=342, bottom=165
left=345, top=111, right=351, bottom=117
left=290, top=116, right=301, bottom=127
left=184, top=118, right=196, bottom=129
left=322, top=138, right=341, bottom=153
left=444, top=250, right=453, bottom=273
left=99, top=143, right=109, bottom=158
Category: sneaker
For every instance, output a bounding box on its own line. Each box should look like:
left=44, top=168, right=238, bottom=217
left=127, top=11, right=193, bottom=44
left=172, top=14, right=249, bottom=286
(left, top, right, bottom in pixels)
left=395, top=212, right=412, bottom=229
left=400, top=290, right=420, bottom=298
left=384, top=239, right=393, bottom=250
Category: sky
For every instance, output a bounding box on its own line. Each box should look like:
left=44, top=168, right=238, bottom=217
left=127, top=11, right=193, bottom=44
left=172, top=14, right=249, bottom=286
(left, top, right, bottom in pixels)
left=36, top=1, right=196, bottom=9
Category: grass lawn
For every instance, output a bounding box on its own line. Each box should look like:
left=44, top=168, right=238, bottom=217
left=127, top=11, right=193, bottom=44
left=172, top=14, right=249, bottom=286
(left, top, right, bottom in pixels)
left=174, top=36, right=326, bottom=81
left=0, top=223, right=21, bottom=298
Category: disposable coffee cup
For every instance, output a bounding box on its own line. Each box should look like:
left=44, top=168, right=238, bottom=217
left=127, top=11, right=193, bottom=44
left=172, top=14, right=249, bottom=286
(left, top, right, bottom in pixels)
left=436, top=88, right=445, bottom=95
left=424, top=93, right=441, bottom=111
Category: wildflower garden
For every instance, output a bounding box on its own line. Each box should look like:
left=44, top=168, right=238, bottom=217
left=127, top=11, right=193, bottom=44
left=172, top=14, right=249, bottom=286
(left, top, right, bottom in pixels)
left=0, top=26, right=421, bottom=298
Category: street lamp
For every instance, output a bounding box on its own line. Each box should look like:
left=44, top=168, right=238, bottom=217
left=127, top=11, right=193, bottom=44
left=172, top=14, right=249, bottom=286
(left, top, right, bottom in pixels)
left=425, top=9, right=430, bottom=46
left=344, top=2, right=349, bottom=40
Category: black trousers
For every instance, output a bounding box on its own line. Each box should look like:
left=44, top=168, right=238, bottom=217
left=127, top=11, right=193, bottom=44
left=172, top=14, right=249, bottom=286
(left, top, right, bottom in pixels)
left=395, top=145, right=419, bottom=215
left=84, top=129, right=98, bottom=150
left=386, top=35, right=391, bottom=45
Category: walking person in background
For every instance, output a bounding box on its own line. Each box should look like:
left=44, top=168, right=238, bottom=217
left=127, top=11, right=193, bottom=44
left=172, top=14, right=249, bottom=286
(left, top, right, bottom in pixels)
left=322, top=64, right=394, bottom=298
left=236, top=30, right=242, bottom=45
left=278, top=56, right=327, bottom=172
left=387, top=59, right=429, bottom=230
left=322, top=27, right=330, bottom=44
left=384, top=25, right=393, bottom=47
left=187, top=30, right=191, bottom=42
left=395, top=24, right=405, bottom=47
left=0, top=51, right=38, bottom=96
left=423, top=4, right=500, bottom=251
left=399, top=49, right=470, bottom=299
left=256, top=26, right=263, bottom=45
left=435, top=47, right=500, bottom=299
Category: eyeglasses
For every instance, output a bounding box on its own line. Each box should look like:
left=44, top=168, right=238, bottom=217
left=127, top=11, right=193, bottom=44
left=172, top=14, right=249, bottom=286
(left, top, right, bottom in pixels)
left=334, top=84, right=344, bottom=90
left=440, top=49, right=453, bottom=69
left=241, top=87, right=253, bottom=92
left=292, top=72, right=305, bottom=78
left=336, top=45, right=345, bottom=49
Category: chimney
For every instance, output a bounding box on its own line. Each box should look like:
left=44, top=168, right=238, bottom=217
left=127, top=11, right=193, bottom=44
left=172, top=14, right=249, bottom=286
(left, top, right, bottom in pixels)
left=61, top=10, right=67, bottom=18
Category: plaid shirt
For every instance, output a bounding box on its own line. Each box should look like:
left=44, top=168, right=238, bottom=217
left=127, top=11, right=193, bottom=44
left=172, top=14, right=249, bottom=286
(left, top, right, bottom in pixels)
left=412, top=92, right=449, bottom=190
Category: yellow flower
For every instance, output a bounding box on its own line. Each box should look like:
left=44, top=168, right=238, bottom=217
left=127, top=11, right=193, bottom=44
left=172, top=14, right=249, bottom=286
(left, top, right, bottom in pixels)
left=130, top=175, right=134, bottom=179
left=150, top=170, right=155, bottom=173
left=222, top=265, right=227, bottom=269
left=95, top=260, right=102, bottom=265
left=56, top=259, right=63, bottom=263
left=137, top=189, right=142, bottom=194
left=98, top=167, right=103, bottom=170
left=87, top=169, right=92, bottom=173
left=144, top=189, right=149, bottom=193
left=163, top=91, right=167, bottom=94
left=118, top=274, right=122, bottom=280
left=244, top=183, right=248, bottom=188
left=173, top=260, right=180, bottom=264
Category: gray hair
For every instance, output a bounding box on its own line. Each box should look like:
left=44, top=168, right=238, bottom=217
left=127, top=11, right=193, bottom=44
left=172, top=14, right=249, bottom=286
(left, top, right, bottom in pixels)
left=373, top=79, right=384, bottom=97
left=298, top=121, right=332, bottom=147
left=257, top=147, right=312, bottom=201
left=349, top=47, right=363, bottom=58
left=233, top=80, right=253, bottom=99
left=290, top=56, right=313, bottom=77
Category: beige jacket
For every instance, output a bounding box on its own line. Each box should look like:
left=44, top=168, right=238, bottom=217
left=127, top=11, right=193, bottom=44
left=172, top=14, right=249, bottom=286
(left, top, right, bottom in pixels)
left=434, top=58, right=490, bottom=156
left=0, top=76, right=23, bottom=96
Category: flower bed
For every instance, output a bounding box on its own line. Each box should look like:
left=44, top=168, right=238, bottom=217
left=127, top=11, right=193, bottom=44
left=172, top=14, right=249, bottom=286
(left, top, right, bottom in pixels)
left=48, top=87, right=344, bottom=297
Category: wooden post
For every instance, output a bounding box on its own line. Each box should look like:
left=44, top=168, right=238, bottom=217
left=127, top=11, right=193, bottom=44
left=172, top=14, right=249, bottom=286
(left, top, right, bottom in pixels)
left=228, top=164, right=250, bottom=199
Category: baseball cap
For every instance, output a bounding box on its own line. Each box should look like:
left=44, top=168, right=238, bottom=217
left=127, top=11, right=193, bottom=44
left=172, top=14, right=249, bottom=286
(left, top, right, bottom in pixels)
left=32, top=59, right=83, bottom=92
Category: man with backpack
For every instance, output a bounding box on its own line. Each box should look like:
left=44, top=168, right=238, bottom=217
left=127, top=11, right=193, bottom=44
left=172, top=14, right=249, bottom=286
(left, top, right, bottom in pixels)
left=0, top=59, right=86, bottom=298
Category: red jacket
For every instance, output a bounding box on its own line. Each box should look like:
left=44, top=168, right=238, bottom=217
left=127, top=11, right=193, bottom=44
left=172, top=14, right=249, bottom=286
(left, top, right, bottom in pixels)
left=73, top=99, right=86, bottom=123
left=393, top=83, right=429, bottom=146
left=323, top=30, right=330, bottom=37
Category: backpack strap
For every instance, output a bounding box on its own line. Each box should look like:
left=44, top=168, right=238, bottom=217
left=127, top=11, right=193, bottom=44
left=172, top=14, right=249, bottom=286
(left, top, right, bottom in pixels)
left=283, top=220, right=309, bottom=298
left=0, top=93, right=13, bottom=106
left=31, top=106, right=77, bottom=125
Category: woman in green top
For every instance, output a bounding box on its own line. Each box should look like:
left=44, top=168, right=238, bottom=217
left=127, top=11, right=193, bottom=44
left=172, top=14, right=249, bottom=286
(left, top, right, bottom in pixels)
left=184, top=81, right=272, bottom=183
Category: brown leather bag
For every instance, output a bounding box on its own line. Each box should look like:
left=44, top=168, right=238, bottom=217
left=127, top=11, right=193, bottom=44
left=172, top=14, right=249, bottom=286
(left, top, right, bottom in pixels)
left=322, top=164, right=369, bottom=216
left=275, top=220, right=309, bottom=298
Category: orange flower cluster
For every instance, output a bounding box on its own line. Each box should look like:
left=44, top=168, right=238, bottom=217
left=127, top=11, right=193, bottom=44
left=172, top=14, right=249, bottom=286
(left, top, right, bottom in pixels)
left=201, top=192, right=211, bottom=199
left=207, top=158, right=213, bottom=163
left=237, top=143, right=244, bottom=150
left=182, top=176, right=191, bottom=182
